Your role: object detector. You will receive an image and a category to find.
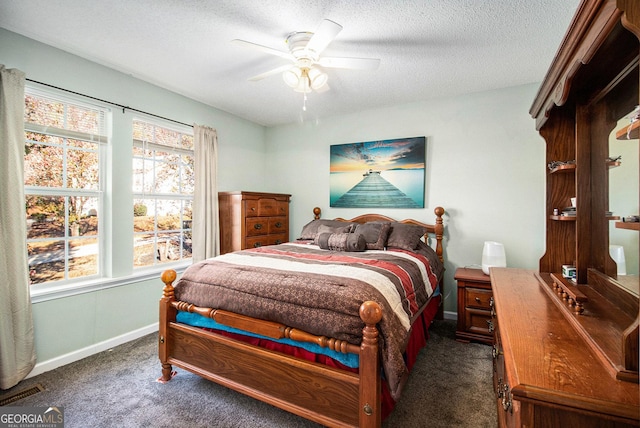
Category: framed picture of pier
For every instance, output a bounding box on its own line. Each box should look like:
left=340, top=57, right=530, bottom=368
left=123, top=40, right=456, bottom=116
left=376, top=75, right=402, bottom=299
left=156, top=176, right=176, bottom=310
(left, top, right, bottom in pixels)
left=330, top=136, right=425, bottom=208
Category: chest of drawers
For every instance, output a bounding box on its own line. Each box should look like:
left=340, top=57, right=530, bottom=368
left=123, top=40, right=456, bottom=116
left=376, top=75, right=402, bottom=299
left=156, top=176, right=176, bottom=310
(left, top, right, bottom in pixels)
left=218, top=191, right=291, bottom=254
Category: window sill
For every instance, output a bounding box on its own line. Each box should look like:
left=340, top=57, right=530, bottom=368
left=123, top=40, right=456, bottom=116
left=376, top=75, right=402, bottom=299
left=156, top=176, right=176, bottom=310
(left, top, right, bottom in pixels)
left=30, top=261, right=191, bottom=304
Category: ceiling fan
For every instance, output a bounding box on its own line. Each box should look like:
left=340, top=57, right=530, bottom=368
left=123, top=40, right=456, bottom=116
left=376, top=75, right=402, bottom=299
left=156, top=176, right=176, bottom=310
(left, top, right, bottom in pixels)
left=232, top=19, right=380, bottom=94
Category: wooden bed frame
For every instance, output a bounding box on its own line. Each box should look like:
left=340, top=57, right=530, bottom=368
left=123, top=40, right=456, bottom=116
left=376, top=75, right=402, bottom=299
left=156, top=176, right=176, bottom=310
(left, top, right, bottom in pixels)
left=158, top=207, right=445, bottom=428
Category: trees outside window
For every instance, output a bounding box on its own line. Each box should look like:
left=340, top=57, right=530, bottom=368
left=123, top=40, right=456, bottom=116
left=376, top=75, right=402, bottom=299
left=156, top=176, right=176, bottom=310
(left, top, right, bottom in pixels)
left=24, top=90, right=108, bottom=285
left=132, top=119, right=193, bottom=267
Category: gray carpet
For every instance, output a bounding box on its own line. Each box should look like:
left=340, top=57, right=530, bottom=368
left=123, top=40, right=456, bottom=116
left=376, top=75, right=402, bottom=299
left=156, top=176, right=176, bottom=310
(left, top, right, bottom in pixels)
left=1, top=320, right=497, bottom=427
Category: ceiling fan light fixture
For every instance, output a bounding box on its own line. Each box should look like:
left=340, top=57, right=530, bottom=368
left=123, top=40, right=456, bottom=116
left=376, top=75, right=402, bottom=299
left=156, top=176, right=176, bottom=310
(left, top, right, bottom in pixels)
left=293, top=73, right=311, bottom=93
left=283, top=67, right=302, bottom=88
left=308, top=67, right=328, bottom=90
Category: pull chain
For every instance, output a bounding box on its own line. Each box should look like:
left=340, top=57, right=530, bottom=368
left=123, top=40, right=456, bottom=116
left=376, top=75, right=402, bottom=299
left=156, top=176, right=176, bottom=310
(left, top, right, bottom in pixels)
left=303, top=92, right=308, bottom=111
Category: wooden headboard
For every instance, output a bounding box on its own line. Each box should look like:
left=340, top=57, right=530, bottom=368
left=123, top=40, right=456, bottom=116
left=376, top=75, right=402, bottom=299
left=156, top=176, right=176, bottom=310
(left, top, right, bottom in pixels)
left=313, top=206, right=445, bottom=262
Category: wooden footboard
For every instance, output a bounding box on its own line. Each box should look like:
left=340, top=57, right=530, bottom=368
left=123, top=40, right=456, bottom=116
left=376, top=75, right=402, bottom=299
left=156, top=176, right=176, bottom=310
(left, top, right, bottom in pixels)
left=159, top=270, right=383, bottom=428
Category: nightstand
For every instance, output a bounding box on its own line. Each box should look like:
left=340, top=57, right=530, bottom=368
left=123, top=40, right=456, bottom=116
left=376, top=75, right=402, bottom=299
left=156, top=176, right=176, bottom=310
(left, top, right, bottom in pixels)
left=455, top=267, right=494, bottom=345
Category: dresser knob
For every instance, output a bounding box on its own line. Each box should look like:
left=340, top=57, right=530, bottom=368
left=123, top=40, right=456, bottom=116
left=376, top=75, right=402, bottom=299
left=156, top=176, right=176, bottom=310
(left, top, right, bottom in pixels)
left=275, top=222, right=282, bottom=228
left=492, top=344, right=498, bottom=359
left=487, top=319, right=494, bottom=333
left=475, top=297, right=481, bottom=303
left=502, top=384, right=512, bottom=412
left=253, top=242, right=262, bottom=248
left=254, top=223, right=262, bottom=230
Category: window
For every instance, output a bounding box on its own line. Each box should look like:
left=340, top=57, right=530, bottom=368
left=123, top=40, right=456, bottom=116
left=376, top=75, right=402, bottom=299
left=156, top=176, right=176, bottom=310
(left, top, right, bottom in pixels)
left=132, top=119, right=193, bottom=268
left=24, top=89, right=109, bottom=285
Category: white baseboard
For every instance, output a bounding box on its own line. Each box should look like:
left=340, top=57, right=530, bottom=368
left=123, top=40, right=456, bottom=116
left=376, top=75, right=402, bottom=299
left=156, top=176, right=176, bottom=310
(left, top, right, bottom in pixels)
left=27, top=322, right=159, bottom=379
left=443, top=310, right=457, bottom=321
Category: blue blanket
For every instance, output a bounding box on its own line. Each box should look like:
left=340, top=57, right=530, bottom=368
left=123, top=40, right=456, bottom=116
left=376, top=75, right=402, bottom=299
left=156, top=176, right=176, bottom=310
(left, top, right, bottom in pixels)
left=176, top=310, right=359, bottom=368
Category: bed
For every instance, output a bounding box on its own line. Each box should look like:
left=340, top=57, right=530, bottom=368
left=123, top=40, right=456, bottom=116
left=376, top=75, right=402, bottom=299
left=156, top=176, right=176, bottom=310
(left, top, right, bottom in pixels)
left=158, top=206, right=445, bottom=428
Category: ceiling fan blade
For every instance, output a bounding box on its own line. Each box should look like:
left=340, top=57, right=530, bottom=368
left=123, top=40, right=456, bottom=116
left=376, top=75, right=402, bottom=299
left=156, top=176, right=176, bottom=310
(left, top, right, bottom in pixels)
left=306, top=19, right=343, bottom=55
left=318, top=56, right=380, bottom=70
left=248, top=64, right=293, bottom=81
left=231, top=39, right=292, bottom=60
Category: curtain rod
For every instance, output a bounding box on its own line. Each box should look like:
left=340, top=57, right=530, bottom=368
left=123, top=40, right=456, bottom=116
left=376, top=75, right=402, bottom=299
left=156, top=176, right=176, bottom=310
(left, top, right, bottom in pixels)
left=26, top=78, right=193, bottom=128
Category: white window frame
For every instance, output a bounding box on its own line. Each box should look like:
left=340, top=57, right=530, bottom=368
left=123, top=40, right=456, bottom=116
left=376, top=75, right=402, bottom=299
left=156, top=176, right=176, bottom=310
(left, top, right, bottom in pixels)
left=24, top=86, right=110, bottom=297
left=132, top=117, right=194, bottom=269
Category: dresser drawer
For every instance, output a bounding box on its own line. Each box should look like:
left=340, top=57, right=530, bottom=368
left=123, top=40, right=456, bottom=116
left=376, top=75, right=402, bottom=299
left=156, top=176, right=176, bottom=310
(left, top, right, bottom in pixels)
left=268, top=216, right=287, bottom=234
left=246, top=233, right=287, bottom=249
left=245, top=199, right=286, bottom=218
left=245, top=199, right=260, bottom=217
left=465, top=287, right=493, bottom=310
left=257, top=198, right=279, bottom=216
left=246, top=217, right=268, bottom=236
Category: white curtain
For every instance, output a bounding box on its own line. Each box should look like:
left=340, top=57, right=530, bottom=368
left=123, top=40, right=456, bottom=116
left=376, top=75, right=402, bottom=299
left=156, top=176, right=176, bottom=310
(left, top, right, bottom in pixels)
left=0, top=65, right=36, bottom=389
left=192, top=124, right=219, bottom=262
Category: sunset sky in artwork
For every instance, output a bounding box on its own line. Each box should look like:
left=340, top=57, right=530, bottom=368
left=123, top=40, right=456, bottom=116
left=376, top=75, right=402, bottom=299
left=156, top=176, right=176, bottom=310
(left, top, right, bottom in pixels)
left=330, top=137, right=425, bottom=173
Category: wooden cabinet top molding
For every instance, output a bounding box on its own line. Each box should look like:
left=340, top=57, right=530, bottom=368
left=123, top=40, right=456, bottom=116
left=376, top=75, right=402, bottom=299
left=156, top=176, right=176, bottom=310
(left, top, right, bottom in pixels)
left=218, top=191, right=291, bottom=200
left=530, top=0, right=640, bottom=130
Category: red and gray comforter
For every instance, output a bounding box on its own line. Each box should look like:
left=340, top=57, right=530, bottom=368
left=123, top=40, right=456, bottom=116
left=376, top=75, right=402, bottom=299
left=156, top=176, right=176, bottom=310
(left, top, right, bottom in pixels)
left=174, top=242, right=442, bottom=399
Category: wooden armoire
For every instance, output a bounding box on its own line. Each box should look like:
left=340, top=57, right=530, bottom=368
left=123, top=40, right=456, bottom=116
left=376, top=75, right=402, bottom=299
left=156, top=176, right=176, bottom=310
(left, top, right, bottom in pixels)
left=491, top=1, right=640, bottom=427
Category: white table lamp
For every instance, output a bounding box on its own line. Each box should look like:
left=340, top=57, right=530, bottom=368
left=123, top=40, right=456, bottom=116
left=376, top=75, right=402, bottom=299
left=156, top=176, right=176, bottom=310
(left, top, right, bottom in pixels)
left=609, top=245, right=626, bottom=276
left=482, top=241, right=507, bottom=275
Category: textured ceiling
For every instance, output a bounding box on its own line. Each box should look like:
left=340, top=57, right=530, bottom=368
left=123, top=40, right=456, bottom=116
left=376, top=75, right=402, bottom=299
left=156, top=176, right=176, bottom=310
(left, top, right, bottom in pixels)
left=0, top=0, right=581, bottom=127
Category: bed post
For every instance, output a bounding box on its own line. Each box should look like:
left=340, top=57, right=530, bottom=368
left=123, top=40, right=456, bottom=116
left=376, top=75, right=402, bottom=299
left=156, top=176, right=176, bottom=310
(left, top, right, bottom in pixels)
left=433, top=207, right=445, bottom=320
left=433, top=206, right=444, bottom=263
left=359, top=301, right=383, bottom=428
left=159, top=269, right=177, bottom=382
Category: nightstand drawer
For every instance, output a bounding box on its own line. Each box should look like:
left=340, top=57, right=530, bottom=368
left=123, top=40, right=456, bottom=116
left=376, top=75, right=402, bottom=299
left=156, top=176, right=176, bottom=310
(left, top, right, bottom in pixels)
left=465, top=287, right=493, bottom=310
left=465, top=308, right=492, bottom=336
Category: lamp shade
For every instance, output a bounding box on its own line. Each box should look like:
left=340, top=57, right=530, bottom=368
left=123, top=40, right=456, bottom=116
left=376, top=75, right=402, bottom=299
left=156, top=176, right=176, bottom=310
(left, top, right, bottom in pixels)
left=283, top=67, right=302, bottom=88
left=482, top=241, right=506, bottom=275
left=609, top=245, right=627, bottom=275
left=307, top=67, right=328, bottom=90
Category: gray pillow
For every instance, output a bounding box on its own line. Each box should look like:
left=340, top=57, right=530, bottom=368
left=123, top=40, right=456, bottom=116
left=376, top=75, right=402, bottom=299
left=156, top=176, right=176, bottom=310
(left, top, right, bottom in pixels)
left=386, top=223, right=426, bottom=251
left=313, top=223, right=353, bottom=244
left=317, top=232, right=366, bottom=252
left=298, top=219, right=355, bottom=240
left=353, top=222, right=391, bottom=250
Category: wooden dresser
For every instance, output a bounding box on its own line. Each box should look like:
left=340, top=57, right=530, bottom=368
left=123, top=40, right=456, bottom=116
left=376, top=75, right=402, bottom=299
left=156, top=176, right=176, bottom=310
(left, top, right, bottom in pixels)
left=491, top=268, right=639, bottom=427
left=218, top=191, right=291, bottom=254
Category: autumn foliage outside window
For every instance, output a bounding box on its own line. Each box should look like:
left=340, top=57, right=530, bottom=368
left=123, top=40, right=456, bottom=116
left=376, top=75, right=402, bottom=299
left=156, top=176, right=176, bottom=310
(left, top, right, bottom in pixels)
left=24, top=89, right=108, bottom=285
left=132, top=119, right=193, bottom=267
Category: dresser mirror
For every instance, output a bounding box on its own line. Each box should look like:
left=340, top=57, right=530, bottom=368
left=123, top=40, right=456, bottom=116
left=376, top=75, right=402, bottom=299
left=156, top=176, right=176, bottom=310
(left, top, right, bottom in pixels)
left=610, top=112, right=639, bottom=296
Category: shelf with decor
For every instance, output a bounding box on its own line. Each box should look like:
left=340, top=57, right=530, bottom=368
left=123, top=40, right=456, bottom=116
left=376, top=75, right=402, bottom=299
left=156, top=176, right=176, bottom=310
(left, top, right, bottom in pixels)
left=616, top=119, right=639, bottom=140
left=548, top=160, right=619, bottom=175
left=548, top=163, right=575, bottom=174
left=615, top=221, right=640, bottom=231
left=549, top=215, right=575, bottom=221
left=549, top=215, right=620, bottom=221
